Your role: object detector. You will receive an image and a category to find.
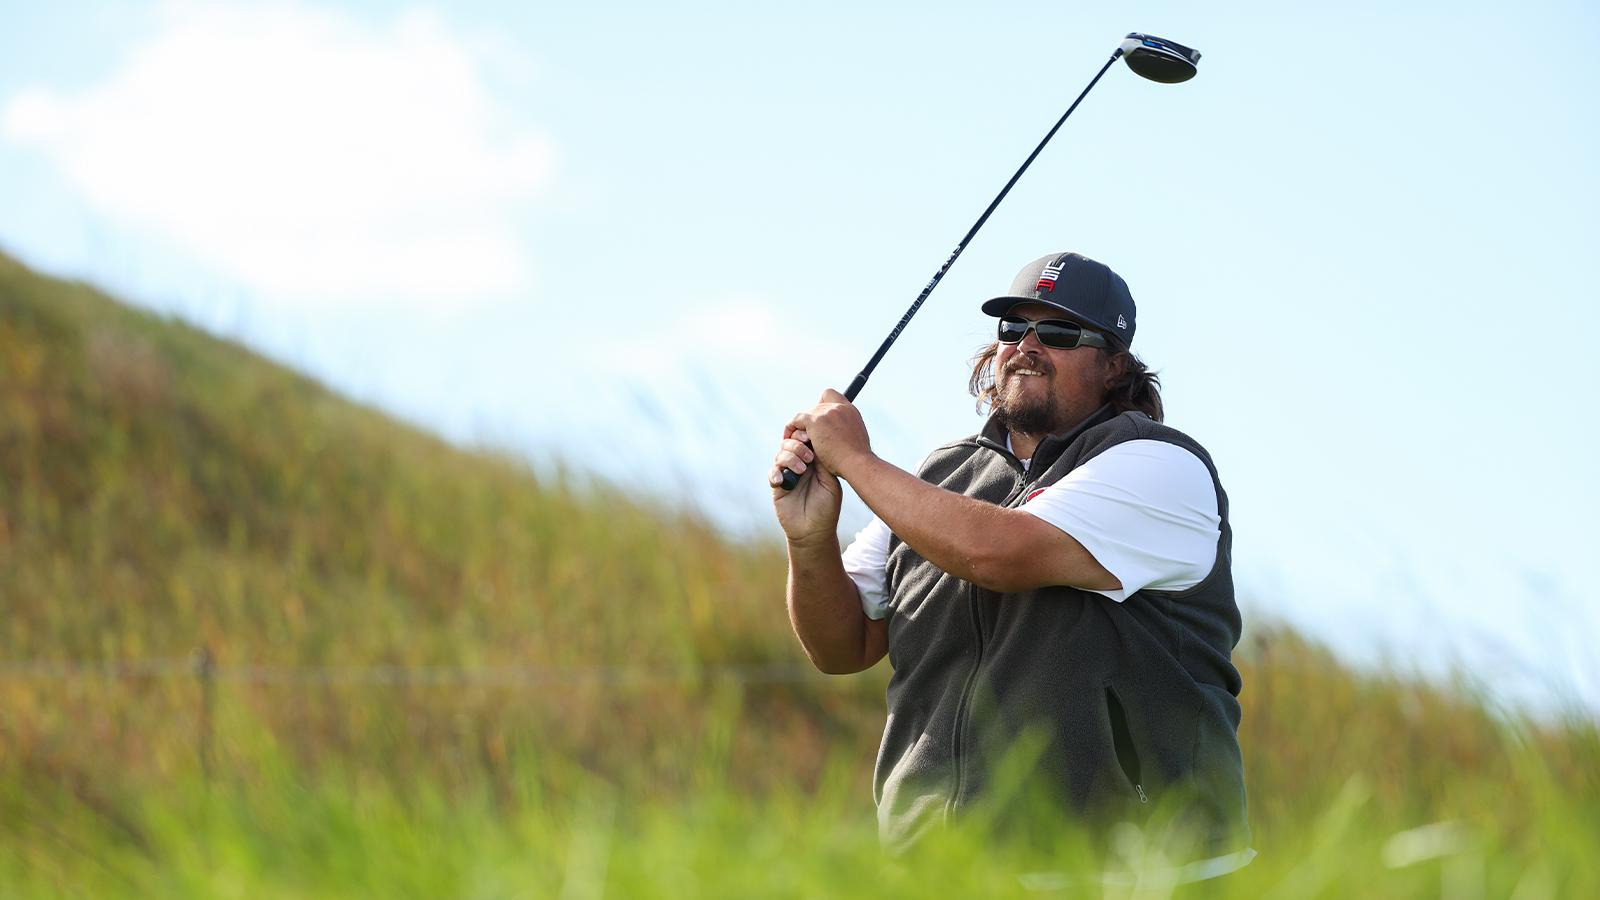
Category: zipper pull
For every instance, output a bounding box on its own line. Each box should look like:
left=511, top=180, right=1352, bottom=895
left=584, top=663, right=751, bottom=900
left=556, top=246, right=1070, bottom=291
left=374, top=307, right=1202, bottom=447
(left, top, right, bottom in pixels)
left=1136, top=785, right=1148, bottom=804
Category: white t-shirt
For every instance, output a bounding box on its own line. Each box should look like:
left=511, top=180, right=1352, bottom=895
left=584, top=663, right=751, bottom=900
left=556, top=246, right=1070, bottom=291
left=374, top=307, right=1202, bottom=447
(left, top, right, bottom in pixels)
left=841, top=439, right=1221, bottom=620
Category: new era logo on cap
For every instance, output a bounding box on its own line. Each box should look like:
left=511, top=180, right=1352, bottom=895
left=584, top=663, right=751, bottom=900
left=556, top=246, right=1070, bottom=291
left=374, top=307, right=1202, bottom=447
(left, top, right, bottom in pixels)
left=1117, top=315, right=1127, bottom=330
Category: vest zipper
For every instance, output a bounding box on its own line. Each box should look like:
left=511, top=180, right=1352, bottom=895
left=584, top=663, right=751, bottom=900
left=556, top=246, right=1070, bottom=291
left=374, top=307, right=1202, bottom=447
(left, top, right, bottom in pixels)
left=948, top=459, right=1026, bottom=817
left=945, top=581, right=986, bottom=819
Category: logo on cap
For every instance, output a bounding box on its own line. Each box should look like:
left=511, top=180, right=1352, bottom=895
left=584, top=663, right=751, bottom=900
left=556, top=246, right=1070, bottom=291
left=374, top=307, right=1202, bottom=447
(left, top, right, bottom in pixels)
left=1035, top=261, right=1065, bottom=293
left=1117, top=315, right=1128, bottom=329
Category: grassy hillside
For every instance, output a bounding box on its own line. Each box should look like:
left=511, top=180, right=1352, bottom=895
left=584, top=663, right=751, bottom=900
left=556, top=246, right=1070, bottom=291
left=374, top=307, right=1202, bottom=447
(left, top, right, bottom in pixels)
left=1, top=249, right=1595, bottom=897
left=0, top=248, right=884, bottom=795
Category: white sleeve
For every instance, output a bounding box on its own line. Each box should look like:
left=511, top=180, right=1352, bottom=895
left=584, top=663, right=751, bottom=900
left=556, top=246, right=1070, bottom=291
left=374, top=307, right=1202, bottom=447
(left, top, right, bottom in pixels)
left=840, top=515, right=894, bottom=620
left=1018, top=440, right=1220, bottom=602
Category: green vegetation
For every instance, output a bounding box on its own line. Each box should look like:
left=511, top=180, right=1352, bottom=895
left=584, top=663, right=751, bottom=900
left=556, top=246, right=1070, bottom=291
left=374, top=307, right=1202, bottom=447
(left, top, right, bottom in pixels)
left=1, top=249, right=1595, bottom=897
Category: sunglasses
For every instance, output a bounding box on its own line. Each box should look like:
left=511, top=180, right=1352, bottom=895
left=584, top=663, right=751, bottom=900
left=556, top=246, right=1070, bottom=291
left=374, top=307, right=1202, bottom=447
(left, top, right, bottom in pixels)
left=996, top=315, right=1109, bottom=350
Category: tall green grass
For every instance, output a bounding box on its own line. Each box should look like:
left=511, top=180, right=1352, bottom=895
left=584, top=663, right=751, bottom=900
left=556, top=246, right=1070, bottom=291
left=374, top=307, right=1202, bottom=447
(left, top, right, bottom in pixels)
left=1, top=249, right=1595, bottom=897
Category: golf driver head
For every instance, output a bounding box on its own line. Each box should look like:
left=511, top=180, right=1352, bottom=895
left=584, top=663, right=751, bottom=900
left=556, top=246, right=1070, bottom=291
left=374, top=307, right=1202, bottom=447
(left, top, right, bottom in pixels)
left=1119, top=33, right=1200, bottom=83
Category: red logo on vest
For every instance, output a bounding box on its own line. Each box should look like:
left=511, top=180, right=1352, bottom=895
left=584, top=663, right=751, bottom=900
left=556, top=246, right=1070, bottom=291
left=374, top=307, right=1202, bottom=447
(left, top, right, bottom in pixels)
left=1026, top=487, right=1047, bottom=503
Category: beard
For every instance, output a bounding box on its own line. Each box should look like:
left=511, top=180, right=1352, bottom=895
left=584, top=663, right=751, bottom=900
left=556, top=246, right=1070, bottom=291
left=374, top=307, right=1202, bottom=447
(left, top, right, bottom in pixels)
left=990, top=357, right=1061, bottom=438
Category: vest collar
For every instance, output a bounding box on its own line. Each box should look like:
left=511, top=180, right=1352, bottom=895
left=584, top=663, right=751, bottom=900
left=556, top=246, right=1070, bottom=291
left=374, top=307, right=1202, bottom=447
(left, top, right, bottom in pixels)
left=978, top=403, right=1121, bottom=472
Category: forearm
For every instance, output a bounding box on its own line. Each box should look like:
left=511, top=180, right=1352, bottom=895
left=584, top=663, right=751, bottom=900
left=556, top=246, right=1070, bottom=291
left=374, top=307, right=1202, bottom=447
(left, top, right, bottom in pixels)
left=785, top=533, right=885, bottom=674
left=838, top=454, right=1012, bottom=587
left=833, top=452, right=1117, bottom=594
left=779, top=387, right=1113, bottom=604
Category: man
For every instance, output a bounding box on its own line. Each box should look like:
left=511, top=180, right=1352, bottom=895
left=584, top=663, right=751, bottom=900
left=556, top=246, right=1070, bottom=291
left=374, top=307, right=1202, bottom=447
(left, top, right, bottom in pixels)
left=771, top=252, right=1248, bottom=859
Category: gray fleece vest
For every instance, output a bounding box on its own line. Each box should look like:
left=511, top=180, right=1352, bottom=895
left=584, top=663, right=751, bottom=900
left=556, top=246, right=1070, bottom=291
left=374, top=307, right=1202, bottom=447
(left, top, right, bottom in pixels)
left=875, top=405, right=1248, bottom=855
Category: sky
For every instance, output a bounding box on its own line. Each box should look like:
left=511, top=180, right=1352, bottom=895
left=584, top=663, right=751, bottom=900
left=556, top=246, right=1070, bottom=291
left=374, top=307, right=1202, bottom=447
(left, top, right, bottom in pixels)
left=2, top=0, right=1596, bottom=716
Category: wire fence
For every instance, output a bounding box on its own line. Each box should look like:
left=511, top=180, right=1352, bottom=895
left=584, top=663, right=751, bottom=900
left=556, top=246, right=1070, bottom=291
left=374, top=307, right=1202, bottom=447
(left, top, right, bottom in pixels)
left=1, top=650, right=864, bottom=779
left=0, top=652, right=840, bottom=686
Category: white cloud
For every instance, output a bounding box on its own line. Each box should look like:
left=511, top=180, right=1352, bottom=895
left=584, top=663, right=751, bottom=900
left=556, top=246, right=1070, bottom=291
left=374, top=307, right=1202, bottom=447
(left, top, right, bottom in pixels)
left=3, top=0, right=554, bottom=309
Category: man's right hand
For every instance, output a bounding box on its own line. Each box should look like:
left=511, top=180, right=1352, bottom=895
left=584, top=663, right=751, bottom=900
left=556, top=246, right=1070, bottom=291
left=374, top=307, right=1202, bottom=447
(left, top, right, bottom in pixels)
left=771, top=425, right=842, bottom=543
left=771, top=423, right=887, bottom=676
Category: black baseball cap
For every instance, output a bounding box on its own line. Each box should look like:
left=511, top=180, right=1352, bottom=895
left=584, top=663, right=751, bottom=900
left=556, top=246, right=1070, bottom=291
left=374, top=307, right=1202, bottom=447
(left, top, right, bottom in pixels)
left=980, top=252, right=1136, bottom=348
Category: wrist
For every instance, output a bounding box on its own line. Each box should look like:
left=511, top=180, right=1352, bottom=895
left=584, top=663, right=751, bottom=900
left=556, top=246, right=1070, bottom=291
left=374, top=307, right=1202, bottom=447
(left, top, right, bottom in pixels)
left=786, top=530, right=840, bottom=555
left=829, top=446, right=877, bottom=483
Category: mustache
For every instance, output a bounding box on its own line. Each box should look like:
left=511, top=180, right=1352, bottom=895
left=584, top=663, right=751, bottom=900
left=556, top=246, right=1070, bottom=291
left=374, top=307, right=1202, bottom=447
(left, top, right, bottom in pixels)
left=1000, top=353, right=1053, bottom=377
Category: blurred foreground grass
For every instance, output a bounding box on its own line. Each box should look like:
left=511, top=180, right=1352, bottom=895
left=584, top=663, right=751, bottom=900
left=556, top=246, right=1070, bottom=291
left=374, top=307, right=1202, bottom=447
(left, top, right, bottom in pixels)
left=5, top=669, right=1596, bottom=899
left=2, top=250, right=1596, bottom=897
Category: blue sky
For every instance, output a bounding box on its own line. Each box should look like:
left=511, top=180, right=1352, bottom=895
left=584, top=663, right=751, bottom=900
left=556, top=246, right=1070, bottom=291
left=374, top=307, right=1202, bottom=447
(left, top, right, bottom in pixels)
left=2, top=0, right=1596, bottom=715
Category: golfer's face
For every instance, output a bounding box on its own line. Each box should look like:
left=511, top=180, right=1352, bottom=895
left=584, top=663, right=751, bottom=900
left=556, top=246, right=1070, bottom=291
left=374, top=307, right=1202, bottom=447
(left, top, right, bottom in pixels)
left=995, top=303, right=1110, bottom=430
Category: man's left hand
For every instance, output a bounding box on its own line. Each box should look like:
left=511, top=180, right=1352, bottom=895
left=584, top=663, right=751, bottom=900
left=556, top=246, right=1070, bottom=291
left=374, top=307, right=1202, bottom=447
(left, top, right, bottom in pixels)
left=786, top=389, right=874, bottom=480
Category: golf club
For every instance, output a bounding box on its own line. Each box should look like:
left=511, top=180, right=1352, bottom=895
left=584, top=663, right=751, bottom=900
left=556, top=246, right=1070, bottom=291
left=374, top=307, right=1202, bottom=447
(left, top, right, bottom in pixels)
left=778, top=32, right=1200, bottom=491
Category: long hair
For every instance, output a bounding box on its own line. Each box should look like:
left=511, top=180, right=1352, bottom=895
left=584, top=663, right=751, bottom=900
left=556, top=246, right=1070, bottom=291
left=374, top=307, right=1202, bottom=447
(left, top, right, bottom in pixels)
left=968, top=342, right=1164, bottom=423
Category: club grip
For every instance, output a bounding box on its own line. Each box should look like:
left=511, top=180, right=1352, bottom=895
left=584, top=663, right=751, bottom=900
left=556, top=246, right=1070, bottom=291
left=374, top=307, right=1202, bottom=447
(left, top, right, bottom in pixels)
left=777, top=440, right=814, bottom=492
left=779, top=466, right=801, bottom=492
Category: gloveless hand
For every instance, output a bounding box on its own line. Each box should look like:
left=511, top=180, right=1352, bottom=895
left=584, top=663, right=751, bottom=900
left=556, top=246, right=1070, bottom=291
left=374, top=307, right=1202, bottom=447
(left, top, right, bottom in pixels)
left=785, top=389, right=875, bottom=481
left=771, top=425, right=843, bottom=544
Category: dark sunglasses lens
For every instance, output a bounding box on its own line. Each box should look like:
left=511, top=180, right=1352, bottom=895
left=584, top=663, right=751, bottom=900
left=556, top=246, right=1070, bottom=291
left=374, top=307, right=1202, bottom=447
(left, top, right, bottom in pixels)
left=997, top=316, right=1082, bottom=348
left=997, top=317, right=1030, bottom=343
left=1033, top=321, right=1082, bottom=349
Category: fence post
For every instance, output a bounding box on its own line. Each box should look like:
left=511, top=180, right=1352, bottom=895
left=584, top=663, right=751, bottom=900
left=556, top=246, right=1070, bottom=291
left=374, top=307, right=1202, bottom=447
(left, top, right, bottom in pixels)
left=1252, top=632, right=1271, bottom=755
left=191, top=646, right=215, bottom=780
